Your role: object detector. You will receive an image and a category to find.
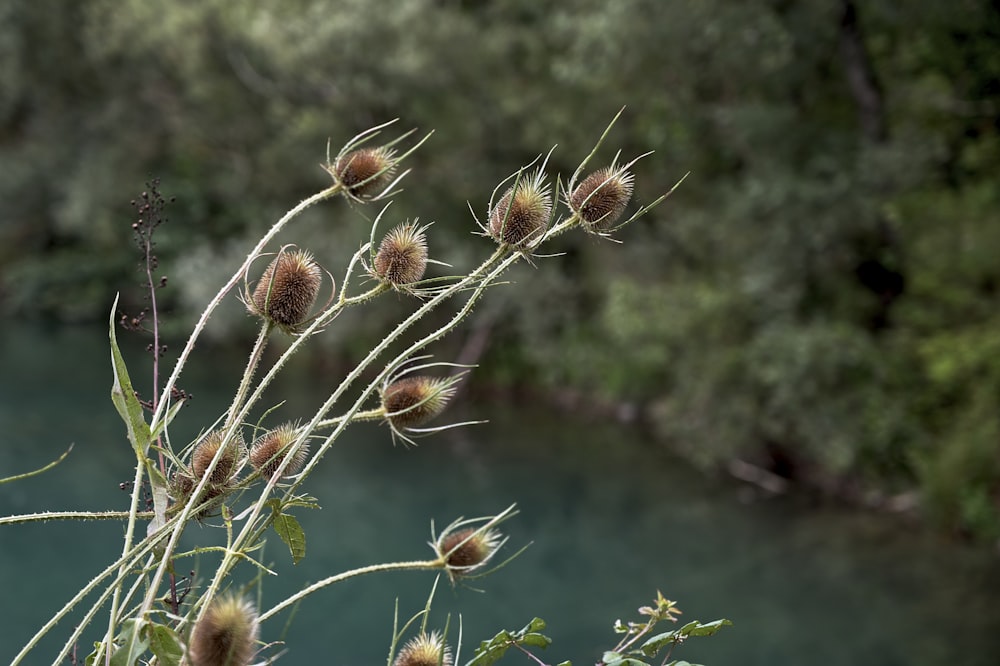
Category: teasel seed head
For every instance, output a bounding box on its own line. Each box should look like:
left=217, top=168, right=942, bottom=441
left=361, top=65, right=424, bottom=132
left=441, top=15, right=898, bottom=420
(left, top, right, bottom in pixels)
left=169, top=470, right=196, bottom=502
left=393, top=631, right=453, bottom=666
left=568, top=165, right=635, bottom=231
left=381, top=376, right=458, bottom=430
left=329, top=145, right=397, bottom=200
left=488, top=168, right=552, bottom=247
left=191, top=430, right=243, bottom=486
left=188, top=593, right=259, bottom=666
left=250, top=423, right=308, bottom=481
left=374, top=221, right=429, bottom=287
left=248, top=248, right=325, bottom=334
left=436, top=526, right=502, bottom=573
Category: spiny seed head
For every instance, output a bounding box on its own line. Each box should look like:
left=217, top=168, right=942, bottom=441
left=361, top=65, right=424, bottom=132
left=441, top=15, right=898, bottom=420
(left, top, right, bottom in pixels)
left=568, top=166, right=635, bottom=231
left=331, top=146, right=397, bottom=200
left=437, top=527, right=502, bottom=572
left=393, top=631, right=453, bottom=666
left=488, top=170, right=552, bottom=247
left=250, top=423, right=308, bottom=480
left=169, top=470, right=196, bottom=501
left=381, top=376, right=456, bottom=430
left=249, top=249, right=324, bottom=333
left=374, top=222, right=428, bottom=286
left=191, top=431, right=243, bottom=486
left=188, top=593, right=259, bottom=666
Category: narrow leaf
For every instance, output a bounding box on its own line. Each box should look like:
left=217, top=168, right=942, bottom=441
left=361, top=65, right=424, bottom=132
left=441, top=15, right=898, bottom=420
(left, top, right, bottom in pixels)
left=685, top=619, right=732, bottom=637
left=273, top=512, right=307, bottom=564
left=639, top=629, right=680, bottom=656
left=109, top=294, right=152, bottom=458
left=146, top=462, right=169, bottom=538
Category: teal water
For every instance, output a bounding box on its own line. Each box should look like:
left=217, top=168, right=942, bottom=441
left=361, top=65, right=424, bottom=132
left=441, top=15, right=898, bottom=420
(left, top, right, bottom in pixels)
left=1, top=323, right=998, bottom=665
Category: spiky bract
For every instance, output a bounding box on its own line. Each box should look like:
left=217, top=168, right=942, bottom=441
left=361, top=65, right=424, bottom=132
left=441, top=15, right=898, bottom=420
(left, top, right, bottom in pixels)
left=188, top=594, right=259, bottom=666
left=374, top=222, right=428, bottom=287
left=569, top=166, right=635, bottom=231
left=249, top=423, right=308, bottom=480
left=393, top=631, right=453, bottom=666
left=249, top=249, right=324, bottom=333
left=488, top=169, right=552, bottom=247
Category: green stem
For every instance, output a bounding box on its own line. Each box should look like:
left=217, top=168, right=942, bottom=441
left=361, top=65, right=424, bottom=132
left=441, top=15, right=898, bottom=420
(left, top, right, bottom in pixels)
left=225, top=321, right=273, bottom=432
left=258, top=559, right=444, bottom=623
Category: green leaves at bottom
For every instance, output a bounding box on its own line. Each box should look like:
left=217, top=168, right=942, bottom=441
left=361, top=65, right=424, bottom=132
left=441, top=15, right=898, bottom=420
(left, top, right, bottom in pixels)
left=469, top=617, right=553, bottom=666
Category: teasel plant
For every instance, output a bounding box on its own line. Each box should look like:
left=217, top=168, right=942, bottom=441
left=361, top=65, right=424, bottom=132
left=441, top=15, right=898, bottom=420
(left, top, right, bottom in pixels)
left=0, top=109, right=727, bottom=666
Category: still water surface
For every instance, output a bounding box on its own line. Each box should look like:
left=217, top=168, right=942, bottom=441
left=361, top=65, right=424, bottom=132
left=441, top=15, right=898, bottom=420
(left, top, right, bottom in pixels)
left=1, top=323, right=999, bottom=665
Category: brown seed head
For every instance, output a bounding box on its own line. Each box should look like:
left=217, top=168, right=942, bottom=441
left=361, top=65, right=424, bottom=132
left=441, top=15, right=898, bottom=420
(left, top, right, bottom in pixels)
left=250, top=249, right=324, bottom=332
left=488, top=170, right=552, bottom=247
left=381, top=376, right=456, bottom=430
left=438, top=527, right=501, bottom=571
left=393, top=632, right=453, bottom=666
left=250, top=423, right=308, bottom=481
left=188, top=594, right=259, bottom=666
left=170, top=470, right=196, bottom=501
left=374, top=222, right=428, bottom=286
left=191, top=430, right=243, bottom=486
left=332, top=146, right=397, bottom=199
left=569, top=166, right=635, bottom=231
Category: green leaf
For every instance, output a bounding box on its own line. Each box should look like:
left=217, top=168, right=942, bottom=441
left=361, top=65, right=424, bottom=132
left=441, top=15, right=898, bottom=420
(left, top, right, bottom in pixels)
left=109, top=294, right=152, bottom=459
left=684, top=619, right=732, bottom=637
left=603, top=651, right=623, bottom=665
left=469, top=630, right=514, bottom=666
left=556, top=661, right=572, bottom=666
left=520, top=633, right=552, bottom=648
left=273, top=512, right=306, bottom=564
left=519, top=617, right=546, bottom=635
left=147, top=624, right=184, bottom=666
left=110, top=619, right=149, bottom=666
left=638, top=629, right=680, bottom=656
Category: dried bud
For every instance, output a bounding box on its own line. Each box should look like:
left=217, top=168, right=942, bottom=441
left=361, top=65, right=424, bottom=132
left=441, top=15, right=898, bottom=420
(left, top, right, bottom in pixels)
left=249, top=423, right=308, bottom=481
left=568, top=166, right=635, bottom=231
left=393, top=632, right=453, bottom=666
left=381, top=376, right=457, bottom=430
left=436, top=527, right=502, bottom=573
left=191, top=430, right=243, bottom=486
left=330, top=146, right=397, bottom=200
left=188, top=594, right=259, bottom=666
left=169, top=470, right=196, bottom=501
left=249, top=249, right=324, bottom=333
left=488, top=169, right=552, bottom=247
left=374, top=222, right=429, bottom=287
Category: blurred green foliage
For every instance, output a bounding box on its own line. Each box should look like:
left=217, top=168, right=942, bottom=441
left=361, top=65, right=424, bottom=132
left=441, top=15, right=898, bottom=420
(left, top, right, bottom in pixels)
left=2, top=0, right=999, bottom=537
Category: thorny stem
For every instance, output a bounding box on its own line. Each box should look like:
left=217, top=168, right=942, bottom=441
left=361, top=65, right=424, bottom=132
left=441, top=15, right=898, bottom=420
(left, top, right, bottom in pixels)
left=225, top=322, right=274, bottom=432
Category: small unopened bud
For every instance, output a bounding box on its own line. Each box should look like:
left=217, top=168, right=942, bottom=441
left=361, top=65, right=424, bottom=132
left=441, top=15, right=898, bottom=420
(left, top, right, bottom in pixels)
left=381, top=376, right=457, bottom=430
left=374, top=222, right=428, bottom=287
left=249, top=423, right=308, bottom=481
left=330, top=146, right=397, bottom=200
left=393, top=631, right=453, bottom=666
left=436, top=527, right=502, bottom=573
left=191, top=430, right=243, bottom=486
left=488, top=169, right=552, bottom=247
left=188, top=593, right=259, bottom=666
left=249, top=249, right=325, bottom=333
left=568, top=166, right=635, bottom=231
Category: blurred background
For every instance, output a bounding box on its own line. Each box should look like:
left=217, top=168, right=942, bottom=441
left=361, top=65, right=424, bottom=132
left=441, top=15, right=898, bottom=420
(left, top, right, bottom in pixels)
left=1, top=0, right=1000, bottom=663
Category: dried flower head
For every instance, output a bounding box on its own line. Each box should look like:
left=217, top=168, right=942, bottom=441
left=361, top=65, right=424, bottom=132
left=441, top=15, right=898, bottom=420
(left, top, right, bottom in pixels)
left=393, top=631, right=453, bottom=666
left=249, top=423, right=308, bottom=481
left=381, top=376, right=458, bottom=430
left=169, top=470, right=196, bottom=501
left=437, top=527, right=502, bottom=572
left=568, top=165, right=635, bottom=231
left=248, top=248, right=325, bottom=333
left=329, top=146, right=397, bottom=200
left=488, top=168, right=552, bottom=247
left=374, top=221, right=429, bottom=287
left=188, top=593, right=259, bottom=666
left=191, top=430, right=243, bottom=486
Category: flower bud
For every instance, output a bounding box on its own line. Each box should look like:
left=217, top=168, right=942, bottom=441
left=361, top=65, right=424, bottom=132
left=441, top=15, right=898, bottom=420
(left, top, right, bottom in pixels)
left=191, top=430, right=243, bottom=486
left=568, top=166, right=635, bottom=231
left=188, top=594, right=259, bottom=666
left=330, top=146, right=397, bottom=200
left=374, top=222, right=428, bottom=287
left=249, top=249, right=324, bottom=333
left=249, top=423, right=308, bottom=481
left=393, top=631, right=453, bottom=666
left=381, top=376, right=456, bottom=430
left=436, top=527, right=501, bottom=573
left=488, top=169, right=552, bottom=247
